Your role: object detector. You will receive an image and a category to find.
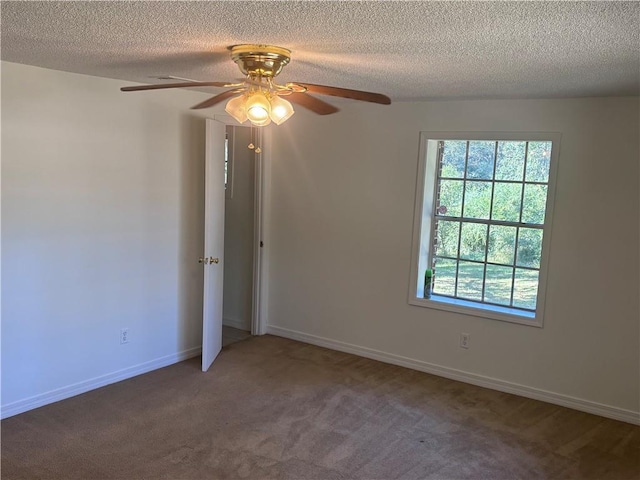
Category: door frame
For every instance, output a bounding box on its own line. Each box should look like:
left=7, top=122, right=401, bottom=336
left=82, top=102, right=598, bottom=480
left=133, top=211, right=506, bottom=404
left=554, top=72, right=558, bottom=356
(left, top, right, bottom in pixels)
left=212, top=115, right=269, bottom=336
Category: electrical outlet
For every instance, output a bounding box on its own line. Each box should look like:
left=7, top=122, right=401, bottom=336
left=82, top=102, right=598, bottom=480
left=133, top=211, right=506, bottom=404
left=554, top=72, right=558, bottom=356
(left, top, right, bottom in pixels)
left=120, top=328, right=129, bottom=344
left=460, top=333, right=470, bottom=349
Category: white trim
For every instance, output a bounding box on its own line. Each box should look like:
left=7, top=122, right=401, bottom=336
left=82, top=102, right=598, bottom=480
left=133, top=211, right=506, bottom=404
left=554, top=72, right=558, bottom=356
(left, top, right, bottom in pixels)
left=266, top=325, right=640, bottom=426
left=212, top=114, right=240, bottom=126
left=223, top=316, right=251, bottom=331
left=225, top=125, right=234, bottom=199
left=408, top=295, right=539, bottom=327
left=1, top=346, right=202, bottom=420
left=254, top=128, right=271, bottom=335
left=251, top=127, right=264, bottom=336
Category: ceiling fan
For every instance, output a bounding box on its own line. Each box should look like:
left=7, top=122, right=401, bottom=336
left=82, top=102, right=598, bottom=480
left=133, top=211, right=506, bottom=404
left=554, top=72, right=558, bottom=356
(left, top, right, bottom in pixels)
left=121, top=44, right=391, bottom=127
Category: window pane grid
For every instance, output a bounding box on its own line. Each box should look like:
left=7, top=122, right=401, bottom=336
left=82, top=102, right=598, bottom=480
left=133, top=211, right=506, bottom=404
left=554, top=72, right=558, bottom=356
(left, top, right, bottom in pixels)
left=480, top=263, right=488, bottom=303
left=434, top=255, right=540, bottom=272
left=435, top=215, right=544, bottom=229
left=432, top=140, right=550, bottom=313
left=428, top=291, right=536, bottom=313
left=518, top=142, right=530, bottom=222
left=509, top=227, right=520, bottom=305
left=440, top=177, right=548, bottom=186
left=452, top=141, right=471, bottom=297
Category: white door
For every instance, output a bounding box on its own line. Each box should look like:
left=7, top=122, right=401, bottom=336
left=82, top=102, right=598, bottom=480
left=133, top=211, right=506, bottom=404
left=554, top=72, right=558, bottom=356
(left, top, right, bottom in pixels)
left=202, top=119, right=226, bottom=372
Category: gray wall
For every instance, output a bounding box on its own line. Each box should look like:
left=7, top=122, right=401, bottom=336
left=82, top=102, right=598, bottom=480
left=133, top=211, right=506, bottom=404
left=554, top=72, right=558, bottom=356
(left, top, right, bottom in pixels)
left=267, top=97, right=640, bottom=417
left=1, top=61, right=217, bottom=415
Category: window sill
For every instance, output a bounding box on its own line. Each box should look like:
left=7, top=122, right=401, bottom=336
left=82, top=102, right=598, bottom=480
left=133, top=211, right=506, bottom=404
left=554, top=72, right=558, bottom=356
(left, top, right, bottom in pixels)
left=408, top=294, right=542, bottom=327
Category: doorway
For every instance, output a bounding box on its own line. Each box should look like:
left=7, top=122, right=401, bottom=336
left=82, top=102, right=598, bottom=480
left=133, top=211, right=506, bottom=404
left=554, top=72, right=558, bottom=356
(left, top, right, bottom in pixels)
left=222, top=125, right=256, bottom=347
left=202, top=118, right=266, bottom=370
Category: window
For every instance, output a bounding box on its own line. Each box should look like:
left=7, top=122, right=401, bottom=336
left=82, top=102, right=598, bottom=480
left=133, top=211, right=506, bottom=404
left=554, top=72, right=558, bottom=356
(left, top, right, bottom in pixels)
left=409, top=132, right=560, bottom=326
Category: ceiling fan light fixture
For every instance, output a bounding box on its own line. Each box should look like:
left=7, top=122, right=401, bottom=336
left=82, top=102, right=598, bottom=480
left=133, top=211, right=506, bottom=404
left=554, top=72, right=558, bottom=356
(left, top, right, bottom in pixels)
left=245, top=91, right=271, bottom=125
left=225, top=94, right=248, bottom=124
left=249, top=115, right=271, bottom=127
left=269, top=95, right=295, bottom=125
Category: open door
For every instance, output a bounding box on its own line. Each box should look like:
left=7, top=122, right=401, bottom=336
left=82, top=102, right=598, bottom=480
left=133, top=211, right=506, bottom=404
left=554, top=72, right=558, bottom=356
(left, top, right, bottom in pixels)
left=201, top=119, right=226, bottom=372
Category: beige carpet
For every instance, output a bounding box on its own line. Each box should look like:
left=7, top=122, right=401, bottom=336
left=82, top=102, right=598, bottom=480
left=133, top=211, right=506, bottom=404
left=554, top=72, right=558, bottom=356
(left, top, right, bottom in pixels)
left=2, top=335, right=638, bottom=479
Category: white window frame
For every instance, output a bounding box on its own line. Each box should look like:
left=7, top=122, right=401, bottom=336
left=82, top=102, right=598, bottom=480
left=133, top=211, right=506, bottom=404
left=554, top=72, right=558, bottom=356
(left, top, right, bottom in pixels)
left=408, top=131, right=561, bottom=327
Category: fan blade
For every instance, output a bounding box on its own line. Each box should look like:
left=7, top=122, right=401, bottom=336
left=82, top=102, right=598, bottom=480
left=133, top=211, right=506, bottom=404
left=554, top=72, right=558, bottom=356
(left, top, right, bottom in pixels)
left=291, top=82, right=391, bottom=105
left=287, top=92, right=339, bottom=115
left=120, top=81, right=236, bottom=92
left=191, top=89, right=243, bottom=110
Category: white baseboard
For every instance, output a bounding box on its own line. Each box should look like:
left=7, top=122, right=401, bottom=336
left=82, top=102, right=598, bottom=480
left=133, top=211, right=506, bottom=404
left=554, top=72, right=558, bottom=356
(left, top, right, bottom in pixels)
left=1, top=346, right=202, bottom=420
left=223, top=317, right=251, bottom=331
left=267, top=325, right=640, bottom=426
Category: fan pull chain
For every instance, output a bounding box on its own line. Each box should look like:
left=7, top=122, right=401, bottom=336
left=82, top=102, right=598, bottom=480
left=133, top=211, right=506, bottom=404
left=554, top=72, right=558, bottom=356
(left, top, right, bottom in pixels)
left=248, top=127, right=262, bottom=154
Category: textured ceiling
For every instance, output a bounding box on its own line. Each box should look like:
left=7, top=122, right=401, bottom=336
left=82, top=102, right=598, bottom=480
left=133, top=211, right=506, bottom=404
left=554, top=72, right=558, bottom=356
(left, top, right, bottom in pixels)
left=1, top=1, right=639, bottom=101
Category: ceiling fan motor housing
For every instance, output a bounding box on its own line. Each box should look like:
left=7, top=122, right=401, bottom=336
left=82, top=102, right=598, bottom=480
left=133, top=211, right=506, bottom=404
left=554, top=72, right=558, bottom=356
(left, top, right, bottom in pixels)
left=229, top=44, right=291, bottom=78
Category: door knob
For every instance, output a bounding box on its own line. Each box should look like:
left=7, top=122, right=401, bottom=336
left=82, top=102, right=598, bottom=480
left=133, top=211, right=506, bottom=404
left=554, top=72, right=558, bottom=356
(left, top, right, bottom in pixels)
left=209, top=257, right=220, bottom=264
left=198, top=257, right=209, bottom=264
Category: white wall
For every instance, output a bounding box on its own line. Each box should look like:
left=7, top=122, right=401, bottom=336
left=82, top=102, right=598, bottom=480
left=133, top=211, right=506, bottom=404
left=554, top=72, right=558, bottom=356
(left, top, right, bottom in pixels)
left=267, top=97, right=640, bottom=421
left=1, top=62, right=223, bottom=416
left=223, top=126, right=255, bottom=331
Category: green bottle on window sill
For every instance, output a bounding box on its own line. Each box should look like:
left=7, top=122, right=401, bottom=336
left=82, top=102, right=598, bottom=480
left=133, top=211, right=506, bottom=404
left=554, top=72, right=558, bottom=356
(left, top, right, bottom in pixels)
left=424, top=269, right=433, bottom=299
